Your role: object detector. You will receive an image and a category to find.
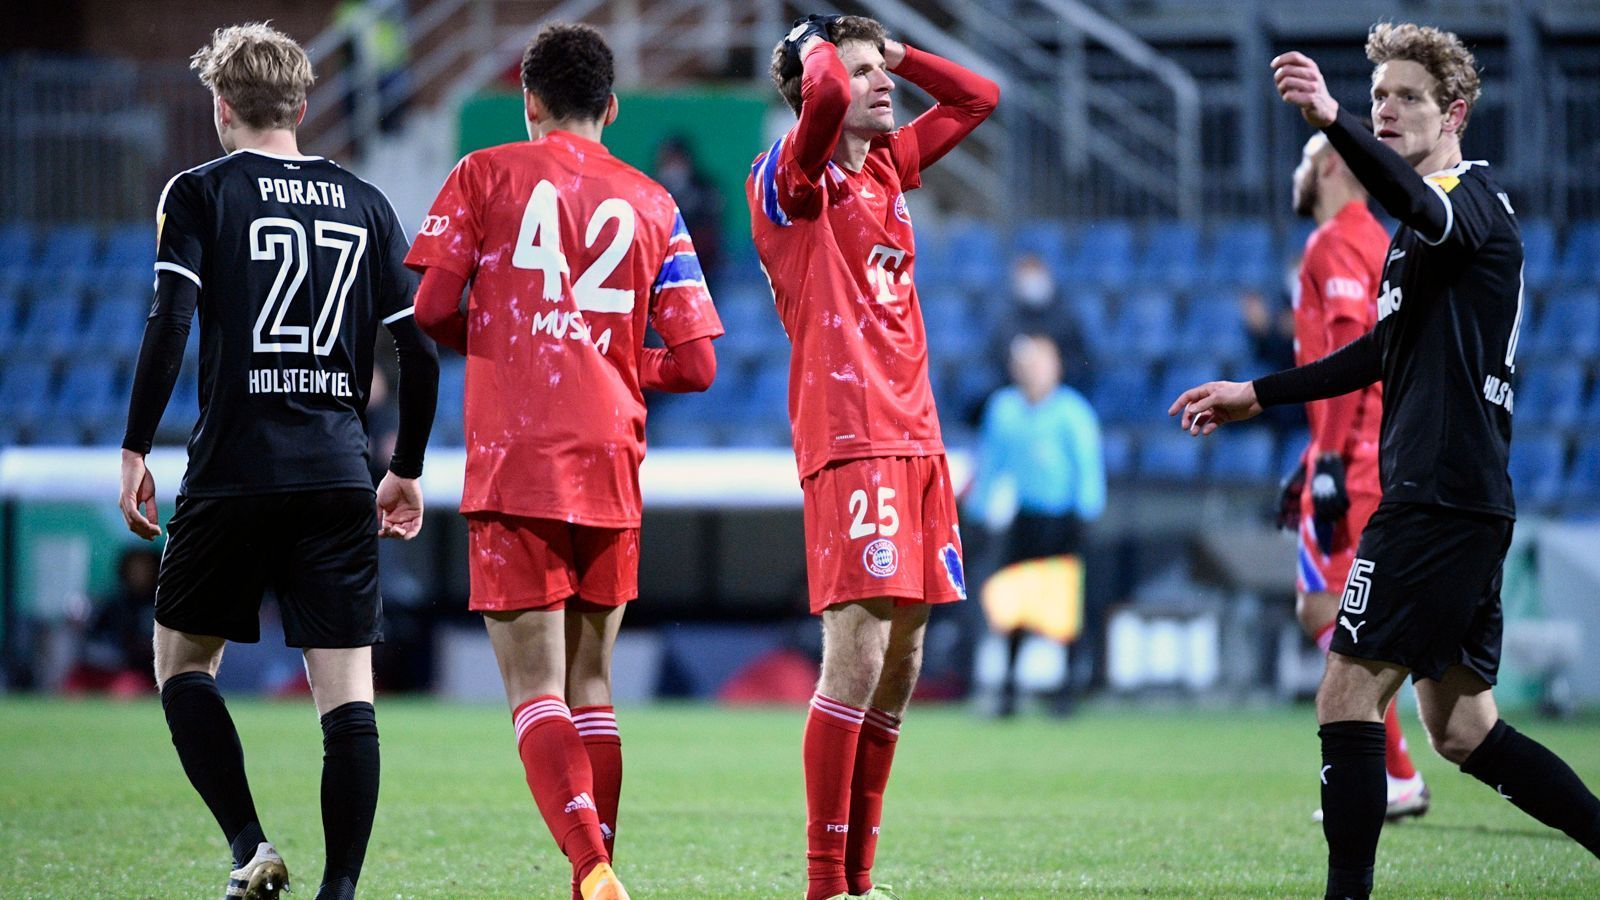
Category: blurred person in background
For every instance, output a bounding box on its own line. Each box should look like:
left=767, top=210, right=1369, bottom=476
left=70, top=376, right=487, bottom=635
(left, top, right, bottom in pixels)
left=990, top=253, right=1090, bottom=390
left=62, top=546, right=159, bottom=696
left=968, top=333, right=1104, bottom=716
left=652, top=134, right=724, bottom=289
left=1283, top=130, right=1428, bottom=822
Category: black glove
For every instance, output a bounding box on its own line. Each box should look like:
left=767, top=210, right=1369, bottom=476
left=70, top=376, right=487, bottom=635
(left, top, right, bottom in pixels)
left=779, top=14, right=839, bottom=80
left=1275, top=462, right=1306, bottom=531
left=1310, top=452, right=1350, bottom=555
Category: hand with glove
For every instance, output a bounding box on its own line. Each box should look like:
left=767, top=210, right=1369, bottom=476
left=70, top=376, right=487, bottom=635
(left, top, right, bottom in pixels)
left=779, top=14, right=840, bottom=80
left=1310, top=452, right=1350, bottom=555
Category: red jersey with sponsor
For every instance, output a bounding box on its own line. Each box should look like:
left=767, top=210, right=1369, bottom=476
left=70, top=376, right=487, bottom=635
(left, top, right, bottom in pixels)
left=406, top=132, right=722, bottom=527
left=747, top=43, right=997, bottom=479
left=1294, top=200, right=1389, bottom=459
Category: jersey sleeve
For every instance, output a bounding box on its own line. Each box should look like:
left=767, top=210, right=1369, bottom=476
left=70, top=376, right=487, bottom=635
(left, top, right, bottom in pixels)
left=404, top=155, right=483, bottom=281
left=1422, top=169, right=1503, bottom=254
left=375, top=193, right=419, bottom=323
left=878, top=127, right=924, bottom=192
left=154, top=172, right=207, bottom=289
left=649, top=208, right=723, bottom=346
left=1309, top=234, right=1376, bottom=329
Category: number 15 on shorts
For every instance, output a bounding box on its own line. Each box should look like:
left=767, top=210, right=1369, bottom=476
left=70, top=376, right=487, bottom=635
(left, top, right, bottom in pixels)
left=848, top=488, right=899, bottom=539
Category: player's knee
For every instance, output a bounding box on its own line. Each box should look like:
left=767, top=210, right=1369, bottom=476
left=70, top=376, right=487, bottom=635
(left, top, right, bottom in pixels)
left=1424, top=719, right=1490, bottom=765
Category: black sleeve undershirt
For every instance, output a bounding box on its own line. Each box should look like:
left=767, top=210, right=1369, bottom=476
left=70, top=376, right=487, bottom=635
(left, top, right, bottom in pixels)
left=121, top=271, right=197, bottom=455
left=384, top=316, right=439, bottom=479
left=1322, top=107, right=1450, bottom=242
left=1252, top=330, right=1382, bottom=408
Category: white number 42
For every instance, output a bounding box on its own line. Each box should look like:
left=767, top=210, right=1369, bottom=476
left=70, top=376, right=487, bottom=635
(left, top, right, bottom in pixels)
left=512, top=179, right=636, bottom=313
left=848, top=488, right=899, bottom=539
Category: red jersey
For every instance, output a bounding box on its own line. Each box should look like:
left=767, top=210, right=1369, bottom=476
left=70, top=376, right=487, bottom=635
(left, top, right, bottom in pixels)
left=1293, top=200, right=1389, bottom=459
left=406, top=132, right=722, bottom=527
left=748, top=43, right=997, bottom=478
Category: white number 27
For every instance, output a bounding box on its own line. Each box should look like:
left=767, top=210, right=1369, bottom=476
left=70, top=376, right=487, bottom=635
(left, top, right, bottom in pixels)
left=512, top=179, right=636, bottom=313
left=848, top=488, right=900, bottom=539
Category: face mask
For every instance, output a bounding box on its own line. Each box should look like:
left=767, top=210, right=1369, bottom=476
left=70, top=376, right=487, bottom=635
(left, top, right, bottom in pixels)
left=1012, top=268, right=1054, bottom=307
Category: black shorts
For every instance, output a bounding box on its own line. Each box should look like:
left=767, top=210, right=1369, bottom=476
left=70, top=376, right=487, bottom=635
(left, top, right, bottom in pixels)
left=1328, top=502, right=1512, bottom=683
left=155, top=489, right=382, bottom=648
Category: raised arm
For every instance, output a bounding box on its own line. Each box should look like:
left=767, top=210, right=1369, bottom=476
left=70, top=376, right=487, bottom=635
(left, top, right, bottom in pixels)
left=789, top=39, right=851, bottom=182
left=1272, top=52, right=1449, bottom=242
left=890, top=42, right=999, bottom=170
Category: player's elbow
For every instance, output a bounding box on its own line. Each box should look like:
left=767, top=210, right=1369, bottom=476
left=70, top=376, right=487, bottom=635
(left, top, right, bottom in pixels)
left=681, top=349, right=717, bottom=393
left=805, top=71, right=851, bottom=116
left=970, top=77, right=1000, bottom=119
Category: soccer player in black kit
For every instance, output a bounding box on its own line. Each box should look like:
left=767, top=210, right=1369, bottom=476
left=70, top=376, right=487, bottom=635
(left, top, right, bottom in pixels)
left=1170, top=22, right=1600, bottom=899
left=116, top=24, right=438, bottom=900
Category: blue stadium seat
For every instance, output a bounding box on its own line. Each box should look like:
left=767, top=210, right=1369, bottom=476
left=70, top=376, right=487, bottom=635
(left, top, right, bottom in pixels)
left=98, top=223, right=155, bottom=272
left=81, top=297, right=147, bottom=359
left=1175, top=293, right=1248, bottom=364
left=1105, top=291, right=1176, bottom=361
left=18, top=289, right=87, bottom=357
left=0, top=360, right=55, bottom=429
left=35, top=224, right=98, bottom=276
left=1090, top=366, right=1153, bottom=425
left=1520, top=218, right=1556, bottom=291
left=1556, top=219, right=1600, bottom=285
left=52, top=358, right=122, bottom=426
left=714, top=285, right=785, bottom=368
left=1528, top=291, right=1600, bottom=361
left=1155, top=362, right=1219, bottom=414
left=157, top=364, right=201, bottom=443
left=28, top=419, right=85, bottom=446
left=1515, top=362, right=1585, bottom=429
left=946, top=217, right=1005, bottom=292
left=1509, top=431, right=1566, bottom=510
left=921, top=288, right=978, bottom=354
left=1075, top=221, right=1134, bottom=289
left=1138, top=429, right=1204, bottom=480
left=645, top=398, right=717, bottom=448
left=1011, top=219, right=1072, bottom=270
left=1205, top=221, right=1274, bottom=288
left=1100, top=426, right=1135, bottom=479
left=0, top=224, right=33, bottom=268
left=1138, top=220, right=1202, bottom=288
left=1208, top=428, right=1278, bottom=483
left=1566, top=439, right=1600, bottom=506
left=1276, top=428, right=1310, bottom=478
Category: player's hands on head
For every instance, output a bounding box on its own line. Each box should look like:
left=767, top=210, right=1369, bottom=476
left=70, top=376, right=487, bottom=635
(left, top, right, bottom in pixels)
left=881, top=39, right=907, bottom=69
left=781, top=14, right=840, bottom=79
left=376, top=471, right=424, bottom=540
left=1271, top=51, right=1338, bottom=128
left=118, top=448, right=161, bottom=540
left=1167, top=380, right=1263, bottom=435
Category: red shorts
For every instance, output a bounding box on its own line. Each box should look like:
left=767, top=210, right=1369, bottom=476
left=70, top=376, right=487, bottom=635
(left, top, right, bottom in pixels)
left=466, top=513, right=639, bottom=612
left=1296, top=446, right=1381, bottom=595
left=800, top=455, right=967, bottom=615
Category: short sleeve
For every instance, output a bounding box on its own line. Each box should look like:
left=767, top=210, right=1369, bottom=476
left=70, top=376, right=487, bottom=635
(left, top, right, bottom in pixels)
left=1313, top=236, right=1377, bottom=326
left=404, top=155, right=484, bottom=281
left=649, top=208, right=723, bottom=346
left=1421, top=168, right=1502, bottom=254
left=375, top=193, right=419, bottom=324
left=155, top=172, right=207, bottom=288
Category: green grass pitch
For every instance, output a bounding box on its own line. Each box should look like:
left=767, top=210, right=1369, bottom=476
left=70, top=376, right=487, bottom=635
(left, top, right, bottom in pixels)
left=4, top=698, right=1600, bottom=897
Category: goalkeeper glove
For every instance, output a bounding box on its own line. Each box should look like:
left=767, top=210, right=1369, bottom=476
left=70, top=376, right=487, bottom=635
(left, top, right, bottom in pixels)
left=779, top=14, right=840, bottom=81
left=1310, top=452, right=1350, bottom=555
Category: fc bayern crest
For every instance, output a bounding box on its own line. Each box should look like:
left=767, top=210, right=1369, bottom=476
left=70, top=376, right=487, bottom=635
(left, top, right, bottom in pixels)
left=863, top=538, right=899, bottom=578
left=940, top=543, right=966, bottom=598
left=893, top=192, right=911, bottom=224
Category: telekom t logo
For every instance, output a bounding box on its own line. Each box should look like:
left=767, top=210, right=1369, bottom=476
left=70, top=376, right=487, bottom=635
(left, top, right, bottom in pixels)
left=867, top=244, right=909, bottom=305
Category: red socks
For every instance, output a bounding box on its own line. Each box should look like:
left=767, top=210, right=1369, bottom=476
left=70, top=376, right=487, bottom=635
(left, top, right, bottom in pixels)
left=1383, top=697, right=1417, bottom=779
left=512, top=695, right=609, bottom=885
left=845, top=708, right=901, bottom=895
left=804, top=693, right=864, bottom=900
left=573, top=705, right=622, bottom=856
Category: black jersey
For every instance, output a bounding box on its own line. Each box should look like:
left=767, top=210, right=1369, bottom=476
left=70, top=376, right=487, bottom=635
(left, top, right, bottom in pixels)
left=1370, top=160, right=1522, bottom=518
left=155, top=148, right=417, bottom=497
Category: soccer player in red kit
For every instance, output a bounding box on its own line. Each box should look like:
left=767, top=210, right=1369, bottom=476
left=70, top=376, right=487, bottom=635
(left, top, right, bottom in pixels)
left=747, top=14, right=997, bottom=900
left=1287, top=132, right=1428, bottom=822
left=406, top=24, right=721, bottom=900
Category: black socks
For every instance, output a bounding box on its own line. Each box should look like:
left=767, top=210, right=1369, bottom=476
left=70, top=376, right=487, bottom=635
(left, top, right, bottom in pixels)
left=160, top=671, right=265, bottom=868
left=1461, top=719, right=1600, bottom=857
left=315, top=701, right=380, bottom=899
left=1318, top=721, right=1386, bottom=900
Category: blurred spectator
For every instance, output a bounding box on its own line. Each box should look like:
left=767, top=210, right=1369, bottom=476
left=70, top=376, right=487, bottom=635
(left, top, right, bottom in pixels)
left=652, top=135, right=724, bottom=287
left=1241, top=286, right=1306, bottom=434
left=967, top=334, right=1105, bottom=716
left=62, top=547, right=158, bottom=696
left=990, top=253, right=1090, bottom=390
left=335, top=0, right=411, bottom=141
